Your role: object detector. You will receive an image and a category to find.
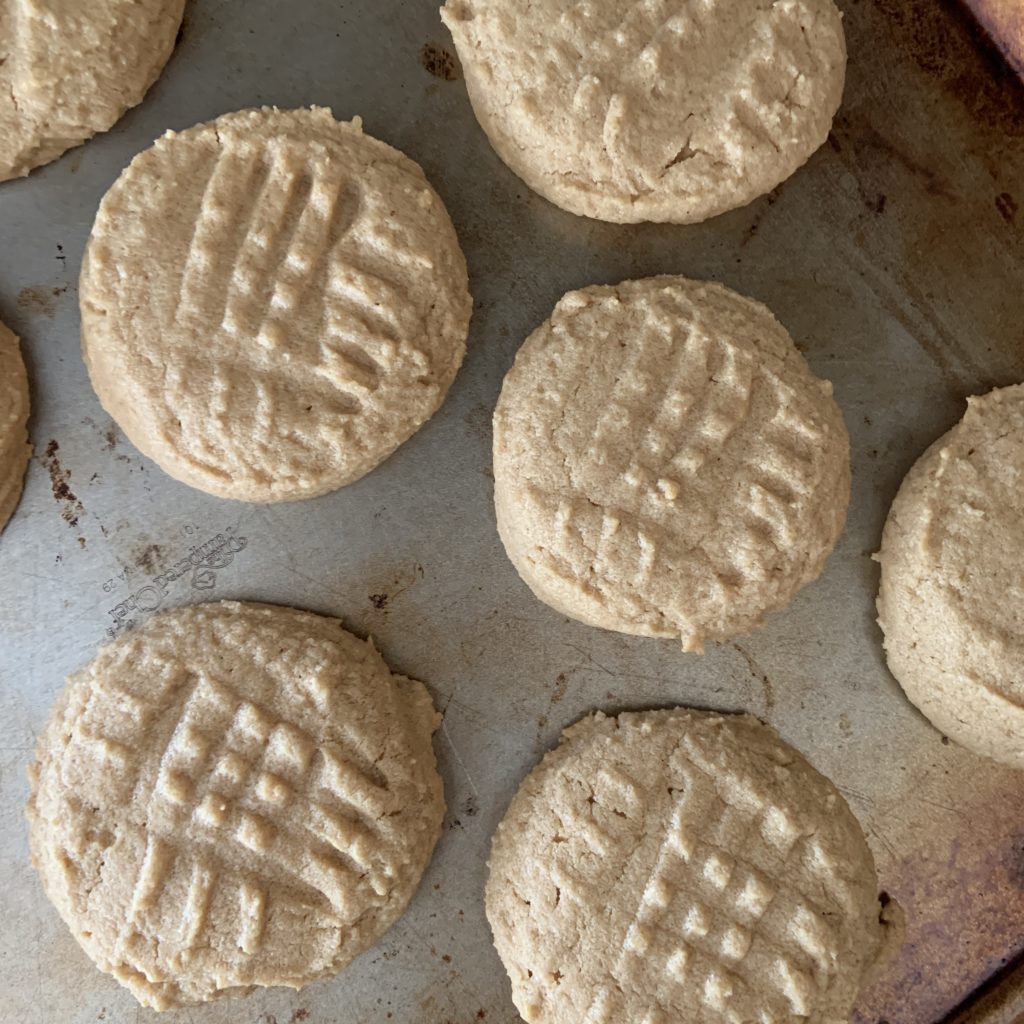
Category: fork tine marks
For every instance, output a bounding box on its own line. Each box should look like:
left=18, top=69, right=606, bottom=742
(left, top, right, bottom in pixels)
left=173, top=147, right=269, bottom=335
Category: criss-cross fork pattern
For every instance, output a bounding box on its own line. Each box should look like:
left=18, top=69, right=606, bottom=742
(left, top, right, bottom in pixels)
left=546, top=738, right=852, bottom=1023
left=78, top=670, right=397, bottom=979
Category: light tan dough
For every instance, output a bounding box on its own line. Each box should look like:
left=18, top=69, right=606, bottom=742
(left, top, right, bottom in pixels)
left=441, top=0, right=846, bottom=223
left=0, top=0, right=185, bottom=181
left=486, top=709, right=902, bottom=1024
left=877, top=384, right=1024, bottom=768
left=0, top=319, right=31, bottom=533
left=80, top=106, right=472, bottom=502
left=27, top=601, right=446, bottom=1009
left=493, top=277, right=850, bottom=651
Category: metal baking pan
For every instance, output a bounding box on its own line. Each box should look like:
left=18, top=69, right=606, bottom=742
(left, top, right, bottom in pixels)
left=1, top=1, right=1022, bottom=1021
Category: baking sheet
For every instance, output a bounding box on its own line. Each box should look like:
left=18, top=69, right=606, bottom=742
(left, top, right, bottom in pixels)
left=1, top=1, right=1023, bottom=1022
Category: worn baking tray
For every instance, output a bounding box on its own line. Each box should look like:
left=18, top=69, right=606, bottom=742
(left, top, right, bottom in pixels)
left=1, top=1, right=1023, bottom=1022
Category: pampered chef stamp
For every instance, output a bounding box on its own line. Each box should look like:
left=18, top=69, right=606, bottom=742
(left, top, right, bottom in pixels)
left=103, top=523, right=248, bottom=639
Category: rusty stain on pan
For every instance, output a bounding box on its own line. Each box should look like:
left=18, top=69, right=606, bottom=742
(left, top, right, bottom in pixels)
left=852, top=763, right=1024, bottom=1023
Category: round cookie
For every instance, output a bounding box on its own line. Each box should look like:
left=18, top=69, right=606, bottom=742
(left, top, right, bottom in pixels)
left=0, top=0, right=185, bottom=181
left=0, top=320, right=31, bottom=533
left=26, top=601, right=445, bottom=1009
left=80, top=106, right=472, bottom=502
left=441, top=0, right=846, bottom=223
left=877, top=385, right=1024, bottom=767
left=493, top=277, right=850, bottom=651
left=486, top=709, right=902, bottom=1024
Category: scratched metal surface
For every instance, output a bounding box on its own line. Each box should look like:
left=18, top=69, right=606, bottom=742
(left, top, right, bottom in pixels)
left=0, top=1, right=1022, bottom=1023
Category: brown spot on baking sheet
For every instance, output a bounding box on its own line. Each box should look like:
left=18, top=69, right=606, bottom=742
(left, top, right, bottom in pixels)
left=463, top=402, right=491, bottom=442
left=995, top=191, right=1018, bottom=222
left=550, top=672, right=569, bottom=704
left=739, top=187, right=781, bottom=247
left=289, top=1011, right=310, bottom=1023
left=40, top=440, right=85, bottom=529
left=134, top=544, right=166, bottom=576
left=367, top=565, right=424, bottom=612
left=421, top=42, right=459, bottom=80
left=17, top=284, right=66, bottom=317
